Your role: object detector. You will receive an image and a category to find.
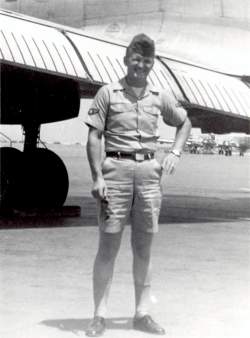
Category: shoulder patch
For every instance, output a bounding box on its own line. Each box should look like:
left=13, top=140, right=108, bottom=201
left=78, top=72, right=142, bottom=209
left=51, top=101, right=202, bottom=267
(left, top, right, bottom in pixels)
left=88, top=108, right=100, bottom=115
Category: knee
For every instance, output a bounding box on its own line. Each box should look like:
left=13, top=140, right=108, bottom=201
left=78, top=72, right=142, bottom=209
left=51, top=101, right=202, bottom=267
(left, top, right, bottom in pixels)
left=97, top=231, right=122, bottom=262
left=133, top=241, right=151, bottom=261
left=98, top=240, right=121, bottom=262
left=98, top=245, right=119, bottom=262
left=131, top=232, right=153, bottom=261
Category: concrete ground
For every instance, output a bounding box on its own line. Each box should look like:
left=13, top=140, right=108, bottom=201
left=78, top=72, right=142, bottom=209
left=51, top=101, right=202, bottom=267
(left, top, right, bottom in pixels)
left=1, top=146, right=250, bottom=338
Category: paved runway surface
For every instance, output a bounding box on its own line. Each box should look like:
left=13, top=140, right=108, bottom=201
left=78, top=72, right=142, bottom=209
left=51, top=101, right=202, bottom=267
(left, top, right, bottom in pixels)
left=1, top=145, right=250, bottom=338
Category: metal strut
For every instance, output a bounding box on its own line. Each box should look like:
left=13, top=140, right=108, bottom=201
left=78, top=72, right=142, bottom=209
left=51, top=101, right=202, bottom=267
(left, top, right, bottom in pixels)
left=22, top=123, right=41, bottom=152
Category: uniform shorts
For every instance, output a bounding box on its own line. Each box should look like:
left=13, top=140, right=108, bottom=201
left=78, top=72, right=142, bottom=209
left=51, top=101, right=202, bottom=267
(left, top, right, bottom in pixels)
left=97, top=156, right=163, bottom=233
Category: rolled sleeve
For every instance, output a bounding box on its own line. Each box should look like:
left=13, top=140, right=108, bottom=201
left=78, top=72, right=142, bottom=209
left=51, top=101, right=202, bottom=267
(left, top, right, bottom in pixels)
left=161, top=90, right=187, bottom=127
left=84, top=86, right=109, bottom=131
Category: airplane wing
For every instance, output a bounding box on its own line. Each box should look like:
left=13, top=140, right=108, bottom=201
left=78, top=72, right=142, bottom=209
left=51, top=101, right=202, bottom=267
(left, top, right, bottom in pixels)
left=1, top=9, right=250, bottom=134
left=160, top=58, right=250, bottom=134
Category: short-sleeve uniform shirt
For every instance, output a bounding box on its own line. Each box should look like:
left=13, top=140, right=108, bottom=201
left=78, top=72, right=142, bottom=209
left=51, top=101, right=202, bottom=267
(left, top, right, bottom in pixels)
left=84, top=77, right=187, bottom=153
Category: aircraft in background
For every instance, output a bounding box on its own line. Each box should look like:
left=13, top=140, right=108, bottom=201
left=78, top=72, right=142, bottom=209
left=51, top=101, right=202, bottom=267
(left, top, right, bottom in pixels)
left=177, top=134, right=217, bottom=154
left=186, top=135, right=206, bottom=154
left=1, top=1, right=250, bottom=213
left=187, top=133, right=250, bottom=155
left=218, top=135, right=250, bottom=156
left=198, top=134, right=218, bottom=154
left=158, top=132, right=250, bottom=155
left=219, top=141, right=233, bottom=156
left=157, top=135, right=206, bottom=153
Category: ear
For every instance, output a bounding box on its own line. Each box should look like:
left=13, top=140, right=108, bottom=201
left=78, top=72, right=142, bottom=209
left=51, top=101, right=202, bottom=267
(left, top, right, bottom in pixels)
left=123, top=56, right=128, bottom=67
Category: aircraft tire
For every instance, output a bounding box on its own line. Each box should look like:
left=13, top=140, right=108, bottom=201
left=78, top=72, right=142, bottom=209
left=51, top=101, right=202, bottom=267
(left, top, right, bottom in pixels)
left=13, top=149, right=69, bottom=209
left=0, top=147, right=22, bottom=215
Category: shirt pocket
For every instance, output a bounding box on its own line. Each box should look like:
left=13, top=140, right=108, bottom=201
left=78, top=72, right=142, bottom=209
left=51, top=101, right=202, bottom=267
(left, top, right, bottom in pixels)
left=142, top=106, right=161, bottom=116
left=107, top=103, right=137, bottom=131
left=110, top=102, right=134, bottom=113
left=139, top=106, right=160, bottom=135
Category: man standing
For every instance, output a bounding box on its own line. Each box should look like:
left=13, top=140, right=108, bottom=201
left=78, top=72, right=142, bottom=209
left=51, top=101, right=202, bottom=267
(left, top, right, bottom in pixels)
left=84, top=34, right=191, bottom=336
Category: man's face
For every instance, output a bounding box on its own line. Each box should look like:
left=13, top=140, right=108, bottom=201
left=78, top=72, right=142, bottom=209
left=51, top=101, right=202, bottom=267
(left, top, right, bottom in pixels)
left=124, top=51, right=154, bottom=82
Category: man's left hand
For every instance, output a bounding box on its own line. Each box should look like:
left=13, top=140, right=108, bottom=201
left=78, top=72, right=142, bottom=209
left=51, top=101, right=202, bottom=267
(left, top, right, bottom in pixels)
left=161, top=153, right=180, bottom=175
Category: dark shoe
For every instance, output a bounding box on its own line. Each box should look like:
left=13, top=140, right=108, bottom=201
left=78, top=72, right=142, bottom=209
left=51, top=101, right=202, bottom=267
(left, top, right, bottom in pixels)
left=133, top=315, right=165, bottom=335
left=85, top=317, right=106, bottom=337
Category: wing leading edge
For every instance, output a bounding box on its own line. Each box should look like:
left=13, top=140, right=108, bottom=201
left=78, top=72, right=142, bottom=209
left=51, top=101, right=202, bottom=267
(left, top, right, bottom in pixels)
left=0, top=9, right=249, bottom=133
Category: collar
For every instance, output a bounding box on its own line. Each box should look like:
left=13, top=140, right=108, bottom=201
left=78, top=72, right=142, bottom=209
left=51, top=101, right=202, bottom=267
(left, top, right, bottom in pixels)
left=113, top=77, right=159, bottom=98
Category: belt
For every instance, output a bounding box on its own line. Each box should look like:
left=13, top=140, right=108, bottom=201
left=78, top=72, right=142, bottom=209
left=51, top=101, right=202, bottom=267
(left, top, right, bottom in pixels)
left=106, top=152, right=155, bottom=161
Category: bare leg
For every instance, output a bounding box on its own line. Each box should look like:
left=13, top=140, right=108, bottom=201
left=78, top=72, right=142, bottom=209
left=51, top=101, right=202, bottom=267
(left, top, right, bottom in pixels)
left=131, top=230, right=154, bottom=318
left=93, top=230, right=123, bottom=318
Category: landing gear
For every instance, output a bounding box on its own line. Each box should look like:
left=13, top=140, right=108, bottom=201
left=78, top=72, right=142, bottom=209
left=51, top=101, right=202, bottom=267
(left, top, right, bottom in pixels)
left=13, top=149, right=69, bottom=209
left=225, top=148, right=232, bottom=156
left=1, top=65, right=81, bottom=217
left=0, top=125, right=69, bottom=214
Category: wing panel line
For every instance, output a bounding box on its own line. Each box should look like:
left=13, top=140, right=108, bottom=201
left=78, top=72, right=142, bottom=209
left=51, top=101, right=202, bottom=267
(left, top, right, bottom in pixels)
left=230, top=89, right=249, bottom=116
left=88, top=52, right=104, bottom=82
left=53, top=43, right=67, bottom=74
left=25, top=37, right=46, bottom=69
left=199, top=81, right=215, bottom=109
left=32, top=38, right=47, bottom=69
left=116, top=59, right=126, bottom=77
left=222, top=87, right=241, bottom=115
left=160, top=70, right=177, bottom=99
left=11, top=33, right=26, bottom=64
left=152, top=69, right=163, bottom=88
left=148, top=73, right=155, bottom=86
left=181, top=76, right=199, bottom=104
left=97, top=54, right=113, bottom=83
left=238, top=91, right=250, bottom=110
left=106, top=56, right=120, bottom=81
left=190, top=78, right=207, bottom=106
left=63, top=46, right=78, bottom=76
left=206, top=83, right=224, bottom=111
left=215, top=84, right=231, bottom=112
left=62, top=32, right=93, bottom=81
left=1, top=30, right=15, bottom=62
left=43, top=40, right=58, bottom=72
left=22, top=35, right=37, bottom=67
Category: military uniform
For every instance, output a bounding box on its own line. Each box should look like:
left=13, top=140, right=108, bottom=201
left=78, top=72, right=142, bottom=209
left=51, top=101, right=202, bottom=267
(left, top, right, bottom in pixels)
left=85, top=34, right=191, bottom=337
left=84, top=77, right=187, bottom=233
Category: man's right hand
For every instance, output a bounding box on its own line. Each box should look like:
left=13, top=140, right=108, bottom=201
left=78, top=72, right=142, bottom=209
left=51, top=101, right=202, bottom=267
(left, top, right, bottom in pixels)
left=91, top=177, right=107, bottom=200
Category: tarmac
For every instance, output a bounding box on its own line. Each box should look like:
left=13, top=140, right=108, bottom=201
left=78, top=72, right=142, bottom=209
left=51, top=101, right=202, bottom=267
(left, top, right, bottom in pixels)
left=1, top=145, right=250, bottom=338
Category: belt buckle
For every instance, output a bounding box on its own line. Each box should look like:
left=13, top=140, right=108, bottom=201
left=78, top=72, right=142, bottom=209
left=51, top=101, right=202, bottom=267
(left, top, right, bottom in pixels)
left=135, top=153, right=145, bottom=161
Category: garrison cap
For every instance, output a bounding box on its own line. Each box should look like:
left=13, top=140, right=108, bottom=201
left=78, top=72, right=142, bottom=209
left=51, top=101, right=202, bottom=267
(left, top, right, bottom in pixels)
left=127, top=34, right=155, bottom=57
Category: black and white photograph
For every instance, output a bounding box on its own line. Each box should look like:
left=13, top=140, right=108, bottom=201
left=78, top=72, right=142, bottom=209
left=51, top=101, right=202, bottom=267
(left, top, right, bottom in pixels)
left=1, top=1, right=249, bottom=337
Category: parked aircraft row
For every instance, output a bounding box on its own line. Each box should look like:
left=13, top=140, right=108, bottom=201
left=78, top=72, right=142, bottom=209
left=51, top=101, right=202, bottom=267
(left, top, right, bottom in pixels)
left=158, top=134, right=250, bottom=156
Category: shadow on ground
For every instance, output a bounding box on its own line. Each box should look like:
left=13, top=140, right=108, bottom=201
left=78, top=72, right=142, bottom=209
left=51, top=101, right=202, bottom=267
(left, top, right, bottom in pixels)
left=40, top=317, right=132, bottom=334
left=1, top=193, right=249, bottom=230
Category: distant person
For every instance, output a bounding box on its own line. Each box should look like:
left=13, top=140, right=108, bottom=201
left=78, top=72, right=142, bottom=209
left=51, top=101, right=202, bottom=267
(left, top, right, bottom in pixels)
left=84, top=33, right=191, bottom=336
